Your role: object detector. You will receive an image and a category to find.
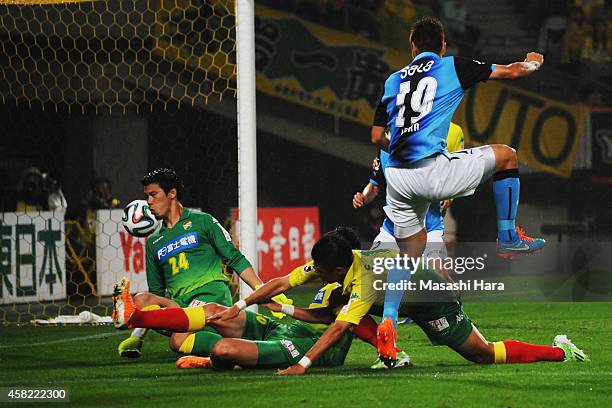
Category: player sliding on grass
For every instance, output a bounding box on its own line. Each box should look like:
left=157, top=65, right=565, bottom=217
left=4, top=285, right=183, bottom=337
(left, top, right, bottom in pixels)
left=114, top=228, right=589, bottom=375
left=209, top=227, right=390, bottom=373
left=117, top=168, right=290, bottom=358
left=112, top=277, right=410, bottom=370
left=222, top=228, right=588, bottom=374
left=267, top=266, right=590, bottom=370
left=373, top=16, right=547, bottom=366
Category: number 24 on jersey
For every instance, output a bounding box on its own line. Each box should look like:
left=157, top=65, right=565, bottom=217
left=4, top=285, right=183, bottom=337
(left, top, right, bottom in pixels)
left=169, top=253, right=190, bottom=275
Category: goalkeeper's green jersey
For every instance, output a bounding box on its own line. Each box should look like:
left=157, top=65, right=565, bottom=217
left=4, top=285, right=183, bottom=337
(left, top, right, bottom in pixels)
left=145, top=208, right=251, bottom=298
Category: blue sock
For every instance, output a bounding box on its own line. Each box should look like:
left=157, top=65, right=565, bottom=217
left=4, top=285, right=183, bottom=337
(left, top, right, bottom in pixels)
left=382, top=266, right=411, bottom=328
left=493, top=169, right=520, bottom=243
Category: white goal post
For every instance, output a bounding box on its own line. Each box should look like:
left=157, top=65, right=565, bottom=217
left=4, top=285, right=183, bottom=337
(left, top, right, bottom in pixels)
left=236, top=0, right=258, bottom=305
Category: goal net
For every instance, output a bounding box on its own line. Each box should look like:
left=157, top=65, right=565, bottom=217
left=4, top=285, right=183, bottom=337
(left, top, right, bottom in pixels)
left=0, top=0, right=244, bottom=324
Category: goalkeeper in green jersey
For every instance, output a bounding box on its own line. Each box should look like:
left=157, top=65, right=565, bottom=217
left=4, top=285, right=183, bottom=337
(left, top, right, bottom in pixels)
left=118, top=168, right=290, bottom=358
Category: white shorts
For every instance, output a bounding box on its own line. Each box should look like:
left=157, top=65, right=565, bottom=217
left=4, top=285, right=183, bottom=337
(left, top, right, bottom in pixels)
left=371, top=226, right=398, bottom=250
left=385, top=146, right=495, bottom=239
left=371, top=225, right=448, bottom=259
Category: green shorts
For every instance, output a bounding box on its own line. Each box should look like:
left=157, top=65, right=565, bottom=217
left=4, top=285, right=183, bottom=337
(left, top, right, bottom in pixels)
left=242, top=311, right=351, bottom=368
left=406, top=301, right=473, bottom=347
left=173, top=281, right=233, bottom=308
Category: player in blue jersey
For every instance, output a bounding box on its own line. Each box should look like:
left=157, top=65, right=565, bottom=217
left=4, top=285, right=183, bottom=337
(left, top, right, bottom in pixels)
left=354, top=123, right=463, bottom=256
left=354, top=125, right=461, bottom=368
left=373, top=16, right=546, bottom=366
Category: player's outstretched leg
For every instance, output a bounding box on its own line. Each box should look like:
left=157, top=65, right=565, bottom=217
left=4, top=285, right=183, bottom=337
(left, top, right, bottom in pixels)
left=489, top=145, right=545, bottom=257
left=117, top=292, right=178, bottom=358
left=452, top=326, right=589, bottom=364
left=377, top=231, right=425, bottom=366
left=111, top=277, right=207, bottom=332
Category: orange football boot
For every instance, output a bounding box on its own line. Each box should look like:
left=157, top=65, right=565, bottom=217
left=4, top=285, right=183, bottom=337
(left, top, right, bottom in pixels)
left=112, top=277, right=136, bottom=329
left=176, top=355, right=213, bottom=369
left=376, top=317, right=398, bottom=367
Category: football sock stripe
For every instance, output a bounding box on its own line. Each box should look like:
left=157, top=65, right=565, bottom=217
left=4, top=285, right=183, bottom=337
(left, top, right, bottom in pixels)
left=178, top=334, right=196, bottom=354
left=184, top=307, right=207, bottom=332
left=493, top=341, right=507, bottom=363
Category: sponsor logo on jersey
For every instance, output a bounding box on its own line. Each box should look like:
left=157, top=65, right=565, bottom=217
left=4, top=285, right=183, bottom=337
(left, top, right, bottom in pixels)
left=156, top=232, right=199, bottom=261
left=340, top=293, right=359, bottom=315
left=280, top=339, right=300, bottom=358
left=188, top=299, right=207, bottom=307
left=427, top=317, right=449, bottom=332
left=183, top=220, right=192, bottom=230
left=312, top=289, right=326, bottom=304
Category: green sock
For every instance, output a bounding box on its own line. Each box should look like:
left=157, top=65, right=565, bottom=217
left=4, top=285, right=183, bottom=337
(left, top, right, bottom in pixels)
left=191, top=331, right=223, bottom=355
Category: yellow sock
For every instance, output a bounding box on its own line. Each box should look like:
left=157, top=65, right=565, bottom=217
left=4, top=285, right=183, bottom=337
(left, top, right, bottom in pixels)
left=493, top=341, right=507, bottom=364
left=184, top=307, right=206, bottom=332
left=178, top=334, right=196, bottom=354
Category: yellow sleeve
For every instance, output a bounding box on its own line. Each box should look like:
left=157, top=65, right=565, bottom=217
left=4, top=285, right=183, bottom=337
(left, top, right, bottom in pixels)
left=446, top=122, right=464, bottom=153
left=288, top=261, right=318, bottom=287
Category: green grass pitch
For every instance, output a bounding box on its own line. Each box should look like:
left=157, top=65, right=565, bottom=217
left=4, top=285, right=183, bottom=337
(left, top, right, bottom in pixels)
left=1, top=301, right=610, bottom=407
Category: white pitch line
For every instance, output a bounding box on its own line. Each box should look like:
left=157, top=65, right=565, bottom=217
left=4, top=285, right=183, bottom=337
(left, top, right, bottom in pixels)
left=0, top=330, right=124, bottom=349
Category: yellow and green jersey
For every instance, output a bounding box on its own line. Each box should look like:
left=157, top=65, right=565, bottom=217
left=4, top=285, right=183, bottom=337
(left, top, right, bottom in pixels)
left=287, top=249, right=462, bottom=326
left=145, top=208, right=251, bottom=298
left=288, top=249, right=391, bottom=326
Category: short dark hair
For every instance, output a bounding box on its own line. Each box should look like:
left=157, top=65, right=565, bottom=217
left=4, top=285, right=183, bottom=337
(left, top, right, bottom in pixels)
left=409, top=16, right=445, bottom=54
left=311, top=227, right=359, bottom=269
left=141, top=168, right=184, bottom=200
left=325, top=226, right=361, bottom=250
